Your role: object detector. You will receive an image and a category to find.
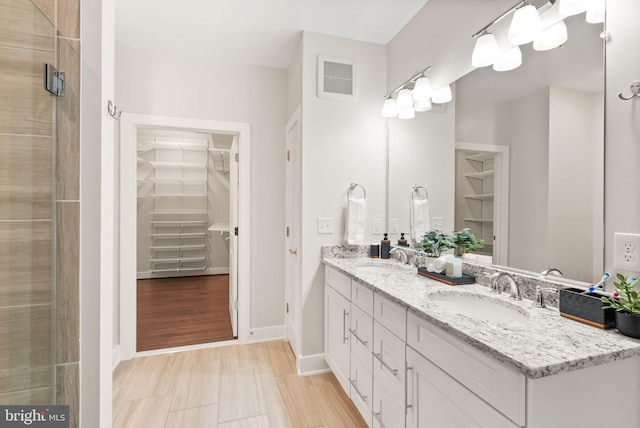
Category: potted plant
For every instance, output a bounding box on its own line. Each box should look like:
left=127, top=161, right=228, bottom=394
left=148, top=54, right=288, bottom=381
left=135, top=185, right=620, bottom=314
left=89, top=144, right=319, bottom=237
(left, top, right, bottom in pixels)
left=420, top=230, right=454, bottom=258
left=452, top=228, right=484, bottom=257
left=601, top=274, right=640, bottom=339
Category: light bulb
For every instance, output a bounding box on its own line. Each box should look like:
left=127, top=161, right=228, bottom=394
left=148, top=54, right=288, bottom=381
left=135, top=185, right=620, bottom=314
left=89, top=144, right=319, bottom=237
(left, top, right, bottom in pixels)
left=412, top=77, right=433, bottom=101
left=431, top=85, right=452, bottom=104
left=493, top=46, right=522, bottom=71
left=586, top=0, right=605, bottom=24
left=396, top=89, right=413, bottom=110
left=508, top=4, right=543, bottom=45
left=414, top=98, right=432, bottom=112
left=533, top=20, right=568, bottom=51
left=471, top=32, right=500, bottom=67
left=381, top=97, right=398, bottom=118
left=559, top=0, right=590, bottom=16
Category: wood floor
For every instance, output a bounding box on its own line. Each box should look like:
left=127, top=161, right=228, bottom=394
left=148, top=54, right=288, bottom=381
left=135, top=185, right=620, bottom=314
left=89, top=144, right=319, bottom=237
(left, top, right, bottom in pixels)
left=113, top=341, right=367, bottom=428
left=137, top=275, right=234, bottom=352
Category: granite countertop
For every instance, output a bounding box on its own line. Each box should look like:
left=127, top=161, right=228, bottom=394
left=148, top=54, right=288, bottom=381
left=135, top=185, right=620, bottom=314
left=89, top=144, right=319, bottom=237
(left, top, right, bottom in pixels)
left=323, top=257, right=640, bottom=379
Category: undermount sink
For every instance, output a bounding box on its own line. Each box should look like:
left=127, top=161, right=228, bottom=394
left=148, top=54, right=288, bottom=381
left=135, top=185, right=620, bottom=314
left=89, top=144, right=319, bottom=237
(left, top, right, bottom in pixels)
left=429, top=291, right=530, bottom=324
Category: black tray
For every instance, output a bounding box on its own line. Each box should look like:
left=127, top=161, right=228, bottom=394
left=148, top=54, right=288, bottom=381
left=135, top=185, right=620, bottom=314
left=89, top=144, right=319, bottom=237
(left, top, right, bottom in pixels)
left=417, top=268, right=475, bottom=285
left=559, top=287, right=615, bottom=329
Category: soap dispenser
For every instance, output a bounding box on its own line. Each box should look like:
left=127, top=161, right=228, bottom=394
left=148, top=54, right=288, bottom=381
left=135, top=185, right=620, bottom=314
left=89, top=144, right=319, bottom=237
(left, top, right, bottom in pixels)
left=398, top=232, right=408, bottom=247
left=381, top=233, right=391, bottom=259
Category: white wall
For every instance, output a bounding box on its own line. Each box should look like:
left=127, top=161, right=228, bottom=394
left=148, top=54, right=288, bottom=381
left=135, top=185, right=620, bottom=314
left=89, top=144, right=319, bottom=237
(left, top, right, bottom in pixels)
left=299, top=32, right=387, bottom=356
left=548, top=86, right=602, bottom=282
left=604, top=0, right=640, bottom=281
left=288, top=35, right=303, bottom=119
left=115, top=47, right=288, bottom=333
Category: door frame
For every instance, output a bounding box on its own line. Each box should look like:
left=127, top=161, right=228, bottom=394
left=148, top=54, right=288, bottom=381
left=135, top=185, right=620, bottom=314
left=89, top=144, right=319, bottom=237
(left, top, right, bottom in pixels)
left=284, top=106, right=302, bottom=360
left=455, top=142, right=509, bottom=265
left=119, top=113, right=251, bottom=360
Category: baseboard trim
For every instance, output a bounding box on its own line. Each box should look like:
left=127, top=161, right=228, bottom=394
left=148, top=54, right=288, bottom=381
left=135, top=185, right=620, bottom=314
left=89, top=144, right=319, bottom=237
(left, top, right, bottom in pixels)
left=208, top=267, right=230, bottom=275
left=298, top=353, right=330, bottom=376
left=248, top=325, right=285, bottom=343
left=136, top=269, right=229, bottom=280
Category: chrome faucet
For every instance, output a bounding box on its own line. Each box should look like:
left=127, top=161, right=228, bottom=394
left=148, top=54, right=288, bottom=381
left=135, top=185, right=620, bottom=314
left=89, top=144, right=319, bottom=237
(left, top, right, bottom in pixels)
left=390, top=247, right=408, bottom=265
left=490, top=272, right=523, bottom=301
left=541, top=267, right=563, bottom=277
left=532, top=285, right=559, bottom=308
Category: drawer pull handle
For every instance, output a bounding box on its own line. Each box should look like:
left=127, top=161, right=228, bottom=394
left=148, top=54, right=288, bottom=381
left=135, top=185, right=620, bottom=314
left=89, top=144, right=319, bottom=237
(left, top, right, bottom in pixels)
left=405, top=366, right=413, bottom=415
left=342, top=310, right=349, bottom=344
left=374, top=352, right=398, bottom=376
left=373, top=411, right=387, bottom=428
left=349, top=329, right=368, bottom=346
left=349, top=378, right=367, bottom=402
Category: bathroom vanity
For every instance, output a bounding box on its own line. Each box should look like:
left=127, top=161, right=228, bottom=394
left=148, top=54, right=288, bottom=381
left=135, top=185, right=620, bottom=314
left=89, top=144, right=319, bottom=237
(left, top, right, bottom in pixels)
left=323, top=257, right=640, bottom=428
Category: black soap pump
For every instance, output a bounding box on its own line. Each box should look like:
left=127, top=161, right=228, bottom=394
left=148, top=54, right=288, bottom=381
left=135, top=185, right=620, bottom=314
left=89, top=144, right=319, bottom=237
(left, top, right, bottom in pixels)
left=381, top=233, right=391, bottom=259
left=398, top=232, right=408, bottom=247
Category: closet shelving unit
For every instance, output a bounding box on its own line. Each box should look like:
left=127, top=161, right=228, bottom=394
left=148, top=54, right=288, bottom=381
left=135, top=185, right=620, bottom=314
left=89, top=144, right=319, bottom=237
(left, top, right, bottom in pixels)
left=463, top=152, right=495, bottom=256
left=138, top=139, right=210, bottom=275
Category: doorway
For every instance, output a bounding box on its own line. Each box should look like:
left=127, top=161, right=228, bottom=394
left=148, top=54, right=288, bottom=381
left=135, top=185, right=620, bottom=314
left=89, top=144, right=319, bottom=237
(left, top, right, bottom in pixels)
left=119, top=114, right=251, bottom=361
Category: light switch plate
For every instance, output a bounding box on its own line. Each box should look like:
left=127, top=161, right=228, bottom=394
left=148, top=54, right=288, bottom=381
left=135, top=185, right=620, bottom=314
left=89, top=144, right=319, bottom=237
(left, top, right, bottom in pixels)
left=432, top=217, right=444, bottom=231
left=317, top=217, right=333, bottom=234
left=614, top=232, right=640, bottom=271
left=373, top=218, right=382, bottom=234
left=389, top=218, right=398, bottom=234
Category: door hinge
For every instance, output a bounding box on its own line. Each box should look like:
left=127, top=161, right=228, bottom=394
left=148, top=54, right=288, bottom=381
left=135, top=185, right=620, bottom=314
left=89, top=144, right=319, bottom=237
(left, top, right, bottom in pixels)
left=286, top=226, right=290, bottom=237
left=286, top=303, right=289, bottom=313
left=234, top=227, right=239, bottom=236
left=233, top=301, right=238, bottom=310
left=234, top=152, right=239, bottom=162
left=286, top=150, right=290, bottom=161
left=44, top=64, right=65, bottom=96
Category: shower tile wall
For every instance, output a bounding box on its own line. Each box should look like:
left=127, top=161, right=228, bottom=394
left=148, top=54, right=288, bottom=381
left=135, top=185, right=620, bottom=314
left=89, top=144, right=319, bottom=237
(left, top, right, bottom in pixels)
left=0, top=0, right=80, bottom=426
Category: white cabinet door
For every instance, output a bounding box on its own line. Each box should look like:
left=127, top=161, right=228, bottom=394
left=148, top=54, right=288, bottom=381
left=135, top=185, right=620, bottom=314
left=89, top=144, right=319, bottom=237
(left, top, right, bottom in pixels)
left=406, top=347, right=519, bottom=428
left=325, top=284, right=351, bottom=393
left=372, top=378, right=405, bottom=428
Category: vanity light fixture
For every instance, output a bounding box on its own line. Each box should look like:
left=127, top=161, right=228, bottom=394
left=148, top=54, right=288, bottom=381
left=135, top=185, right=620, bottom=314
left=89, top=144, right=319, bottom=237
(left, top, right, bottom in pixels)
left=414, top=98, right=433, bottom=112
left=381, top=96, right=398, bottom=118
left=381, top=65, right=442, bottom=119
left=585, top=0, right=605, bottom=24
left=558, top=0, right=590, bottom=16
left=412, top=76, right=433, bottom=102
left=508, top=3, right=543, bottom=45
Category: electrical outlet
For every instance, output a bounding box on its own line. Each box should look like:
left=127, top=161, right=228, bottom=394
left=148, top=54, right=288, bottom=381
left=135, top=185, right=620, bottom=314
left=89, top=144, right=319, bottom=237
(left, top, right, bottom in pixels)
left=614, top=232, right=640, bottom=271
left=317, top=217, right=333, bottom=234
left=389, top=218, right=399, bottom=234
left=372, top=218, right=382, bottom=234
left=432, top=217, right=444, bottom=231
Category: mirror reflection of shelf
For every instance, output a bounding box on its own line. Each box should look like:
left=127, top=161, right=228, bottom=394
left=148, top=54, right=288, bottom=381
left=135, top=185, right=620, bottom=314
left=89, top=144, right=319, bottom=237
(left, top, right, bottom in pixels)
left=150, top=256, right=206, bottom=263
left=150, top=141, right=207, bottom=151
left=151, top=266, right=206, bottom=274
left=151, top=220, right=207, bottom=226
left=150, top=232, right=207, bottom=238
left=150, top=178, right=206, bottom=184
left=208, top=223, right=230, bottom=237
left=465, top=170, right=494, bottom=179
left=150, top=193, right=207, bottom=198
left=464, top=218, right=494, bottom=223
left=150, top=244, right=206, bottom=250
left=465, top=152, right=495, bottom=162
left=464, top=194, right=494, bottom=200
left=150, top=161, right=206, bottom=169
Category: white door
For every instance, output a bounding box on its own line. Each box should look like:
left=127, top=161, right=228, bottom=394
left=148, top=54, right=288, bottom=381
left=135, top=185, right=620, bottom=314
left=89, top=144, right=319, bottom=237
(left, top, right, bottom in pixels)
left=285, top=106, right=301, bottom=356
left=229, top=137, right=239, bottom=337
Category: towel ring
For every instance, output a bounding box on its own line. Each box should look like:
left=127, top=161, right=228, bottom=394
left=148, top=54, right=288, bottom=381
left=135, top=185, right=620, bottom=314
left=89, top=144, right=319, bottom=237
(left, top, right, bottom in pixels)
left=348, top=183, right=366, bottom=199
left=411, top=185, right=428, bottom=201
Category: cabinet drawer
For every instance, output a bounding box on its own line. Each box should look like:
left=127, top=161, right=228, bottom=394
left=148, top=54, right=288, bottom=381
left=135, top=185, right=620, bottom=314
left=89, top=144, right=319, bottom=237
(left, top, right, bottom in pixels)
left=350, top=352, right=373, bottom=427
left=406, top=347, right=519, bottom=428
left=372, top=378, right=405, bottom=428
left=374, top=293, right=406, bottom=340
left=325, top=266, right=351, bottom=299
left=407, top=312, right=525, bottom=426
left=373, top=321, right=406, bottom=404
left=350, top=304, right=373, bottom=372
left=352, top=280, right=374, bottom=315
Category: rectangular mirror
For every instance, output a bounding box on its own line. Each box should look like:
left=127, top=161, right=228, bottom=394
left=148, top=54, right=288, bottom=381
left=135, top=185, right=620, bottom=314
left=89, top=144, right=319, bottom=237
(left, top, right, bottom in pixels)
left=388, top=12, right=604, bottom=284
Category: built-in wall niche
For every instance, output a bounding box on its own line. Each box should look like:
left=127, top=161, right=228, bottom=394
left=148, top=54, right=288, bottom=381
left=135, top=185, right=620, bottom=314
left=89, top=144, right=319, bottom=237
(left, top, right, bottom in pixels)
left=135, top=128, right=232, bottom=278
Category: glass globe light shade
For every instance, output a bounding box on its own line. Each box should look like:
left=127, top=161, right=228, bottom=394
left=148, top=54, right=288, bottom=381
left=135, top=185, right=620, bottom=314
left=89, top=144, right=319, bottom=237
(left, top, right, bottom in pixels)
left=414, top=98, right=432, bottom=112
left=559, top=0, right=590, bottom=16
left=381, top=97, right=398, bottom=118
left=492, top=46, right=522, bottom=71
left=533, top=20, right=568, bottom=51
left=431, top=85, right=452, bottom=104
left=398, top=107, right=415, bottom=120
left=508, top=4, right=543, bottom=45
left=471, top=33, right=500, bottom=67
left=412, top=77, right=433, bottom=101
left=586, top=0, right=605, bottom=24
left=396, top=89, right=414, bottom=110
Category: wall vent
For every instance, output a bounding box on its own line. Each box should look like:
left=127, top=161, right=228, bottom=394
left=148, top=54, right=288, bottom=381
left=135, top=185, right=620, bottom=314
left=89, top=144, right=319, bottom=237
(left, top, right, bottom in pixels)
left=317, top=56, right=357, bottom=102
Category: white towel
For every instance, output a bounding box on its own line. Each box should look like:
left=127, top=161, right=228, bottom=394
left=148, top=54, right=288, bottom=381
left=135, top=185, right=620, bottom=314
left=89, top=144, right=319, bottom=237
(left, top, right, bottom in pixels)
left=345, top=197, right=366, bottom=245
left=432, top=255, right=448, bottom=273
left=410, top=198, right=431, bottom=244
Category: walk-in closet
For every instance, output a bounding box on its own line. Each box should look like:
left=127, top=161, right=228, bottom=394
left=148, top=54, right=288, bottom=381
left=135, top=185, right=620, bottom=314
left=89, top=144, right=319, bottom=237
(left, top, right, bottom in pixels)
left=135, top=128, right=236, bottom=351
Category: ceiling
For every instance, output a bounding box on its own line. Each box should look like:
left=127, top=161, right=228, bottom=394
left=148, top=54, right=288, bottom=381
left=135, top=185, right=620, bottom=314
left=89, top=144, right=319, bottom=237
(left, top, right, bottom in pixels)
left=115, top=0, right=429, bottom=70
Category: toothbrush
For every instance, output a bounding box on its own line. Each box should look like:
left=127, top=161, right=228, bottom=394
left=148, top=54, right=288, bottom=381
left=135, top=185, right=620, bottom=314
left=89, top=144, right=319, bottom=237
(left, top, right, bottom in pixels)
left=584, top=273, right=610, bottom=294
